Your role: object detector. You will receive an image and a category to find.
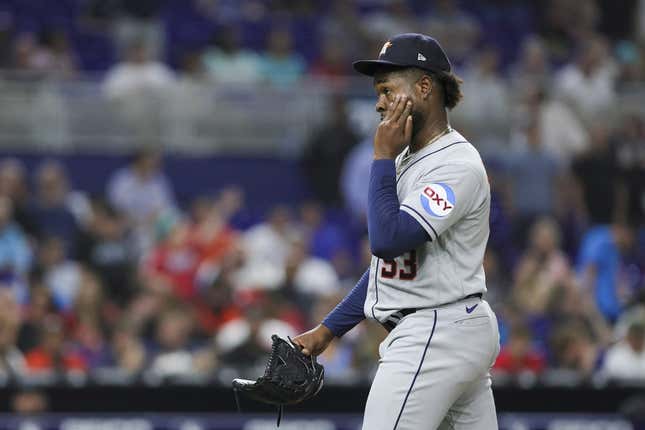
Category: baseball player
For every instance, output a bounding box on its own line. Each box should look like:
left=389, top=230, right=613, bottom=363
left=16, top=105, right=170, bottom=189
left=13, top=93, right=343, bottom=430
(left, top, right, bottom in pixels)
left=293, top=33, right=500, bottom=429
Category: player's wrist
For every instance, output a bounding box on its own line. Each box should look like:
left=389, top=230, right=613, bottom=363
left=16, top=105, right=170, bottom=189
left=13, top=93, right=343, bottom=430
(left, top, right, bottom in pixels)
left=373, top=150, right=397, bottom=160
left=318, top=323, right=336, bottom=341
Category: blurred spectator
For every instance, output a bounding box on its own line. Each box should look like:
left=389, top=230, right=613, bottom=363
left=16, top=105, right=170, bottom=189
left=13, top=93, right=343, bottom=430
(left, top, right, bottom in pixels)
left=148, top=306, right=205, bottom=380
left=166, top=50, right=215, bottom=149
left=76, top=199, right=135, bottom=305
left=525, top=85, right=589, bottom=163
left=578, top=220, right=637, bottom=323
left=554, top=35, right=617, bottom=123
left=142, top=219, right=201, bottom=300
left=549, top=321, right=602, bottom=379
left=541, top=271, right=612, bottom=354
left=0, top=290, right=26, bottom=381
left=202, top=26, right=261, bottom=84
left=361, top=0, right=419, bottom=42
left=235, top=206, right=298, bottom=291
left=482, top=248, right=511, bottom=305
left=615, top=115, right=645, bottom=227
left=424, top=0, right=481, bottom=65
left=104, top=321, right=146, bottom=377
left=187, top=195, right=239, bottom=290
left=258, top=28, right=306, bottom=88
left=216, top=298, right=297, bottom=373
left=509, top=36, right=551, bottom=94
left=104, top=39, right=174, bottom=101
left=29, top=160, right=87, bottom=248
left=302, top=94, right=360, bottom=207
left=0, top=196, right=33, bottom=303
left=0, top=158, right=38, bottom=238
left=455, top=46, right=509, bottom=136
left=341, top=138, right=372, bottom=223
left=298, top=202, right=351, bottom=262
left=320, top=0, right=370, bottom=60
left=571, top=123, right=624, bottom=225
left=107, top=148, right=176, bottom=256
left=112, top=0, right=166, bottom=60
left=12, top=33, right=42, bottom=75
left=27, top=29, right=77, bottom=78
left=539, top=0, right=600, bottom=64
left=282, top=235, right=339, bottom=313
left=68, top=270, right=115, bottom=369
left=513, top=218, right=575, bottom=316
left=17, top=284, right=54, bottom=353
left=194, top=241, right=244, bottom=335
left=615, top=40, right=645, bottom=86
left=103, top=39, right=174, bottom=139
left=506, top=122, right=563, bottom=245
left=309, top=35, right=351, bottom=79
left=0, top=11, right=13, bottom=69
left=37, top=236, right=82, bottom=312
left=24, top=314, right=87, bottom=376
left=603, top=319, right=645, bottom=382
left=493, top=324, right=546, bottom=377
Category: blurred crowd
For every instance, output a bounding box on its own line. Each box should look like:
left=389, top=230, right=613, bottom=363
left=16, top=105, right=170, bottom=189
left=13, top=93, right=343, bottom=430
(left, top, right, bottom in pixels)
left=0, top=0, right=643, bottom=393
left=0, top=0, right=642, bottom=90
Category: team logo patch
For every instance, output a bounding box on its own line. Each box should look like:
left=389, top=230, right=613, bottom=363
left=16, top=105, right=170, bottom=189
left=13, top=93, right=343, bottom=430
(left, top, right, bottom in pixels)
left=420, top=183, right=455, bottom=218
left=379, top=41, right=392, bottom=57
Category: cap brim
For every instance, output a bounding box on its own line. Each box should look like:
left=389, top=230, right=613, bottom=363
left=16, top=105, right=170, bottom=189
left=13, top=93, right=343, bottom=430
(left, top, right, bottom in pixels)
left=352, top=60, right=408, bottom=76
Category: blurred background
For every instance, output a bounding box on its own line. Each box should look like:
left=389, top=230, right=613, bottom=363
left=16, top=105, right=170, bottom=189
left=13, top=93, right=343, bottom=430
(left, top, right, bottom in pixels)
left=0, top=0, right=643, bottom=429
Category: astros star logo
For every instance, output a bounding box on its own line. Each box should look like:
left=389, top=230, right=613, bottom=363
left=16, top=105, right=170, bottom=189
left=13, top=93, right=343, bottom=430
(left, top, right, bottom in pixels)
left=380, top=41, right=392, bottom=57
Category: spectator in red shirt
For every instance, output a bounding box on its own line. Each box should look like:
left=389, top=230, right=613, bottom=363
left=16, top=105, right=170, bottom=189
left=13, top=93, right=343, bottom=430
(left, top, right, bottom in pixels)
left=142, top=220, right=201, bottom=300
left=24, top=314, right=87, bottom=375
left=494, top=324, right=546, bottom=375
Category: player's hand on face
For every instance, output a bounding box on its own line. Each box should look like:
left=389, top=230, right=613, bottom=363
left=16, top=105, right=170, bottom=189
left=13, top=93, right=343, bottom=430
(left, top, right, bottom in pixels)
left=291, top=324, right=334, bottom=356
left=374, top=94, right=413, bottom=159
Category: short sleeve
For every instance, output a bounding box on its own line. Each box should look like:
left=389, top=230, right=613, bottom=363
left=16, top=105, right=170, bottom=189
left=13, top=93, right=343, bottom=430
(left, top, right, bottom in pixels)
left=400, top=163, right=484, bottom=240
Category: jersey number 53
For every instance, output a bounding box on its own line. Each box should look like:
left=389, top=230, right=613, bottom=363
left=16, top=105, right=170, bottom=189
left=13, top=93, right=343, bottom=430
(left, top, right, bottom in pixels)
left=380, top=250, right=417, bottom=280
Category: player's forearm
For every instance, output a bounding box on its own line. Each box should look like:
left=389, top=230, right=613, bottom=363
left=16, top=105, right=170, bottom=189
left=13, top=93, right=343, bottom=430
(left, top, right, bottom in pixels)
left=368, top=159, right=429, bottom=259
left=322, top=268, right=369, bottom=337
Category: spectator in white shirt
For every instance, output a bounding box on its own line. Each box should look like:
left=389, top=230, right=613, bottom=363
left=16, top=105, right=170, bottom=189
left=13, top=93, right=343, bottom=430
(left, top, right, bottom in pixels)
left=103, top=40, right=174, bottom=101
left=103, top=40, right=175, bottom=139
left=603, top=320, right=645, bottom=383
left=107, top=148, right=176, bottom=257
left=554, top=35, right=617, bottom=123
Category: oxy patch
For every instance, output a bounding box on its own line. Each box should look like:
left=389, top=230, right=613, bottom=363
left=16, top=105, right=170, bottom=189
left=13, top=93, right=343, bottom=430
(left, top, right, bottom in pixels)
left=420, top=183, right=455, bottom=218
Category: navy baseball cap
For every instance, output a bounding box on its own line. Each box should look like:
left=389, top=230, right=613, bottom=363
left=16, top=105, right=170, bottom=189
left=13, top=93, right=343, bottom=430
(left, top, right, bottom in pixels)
left=353, top=33, right=451, bottom=76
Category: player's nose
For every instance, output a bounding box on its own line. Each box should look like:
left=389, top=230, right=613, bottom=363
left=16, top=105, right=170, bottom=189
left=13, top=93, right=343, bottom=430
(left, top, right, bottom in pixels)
left=375, top=96, right=386, bottom=114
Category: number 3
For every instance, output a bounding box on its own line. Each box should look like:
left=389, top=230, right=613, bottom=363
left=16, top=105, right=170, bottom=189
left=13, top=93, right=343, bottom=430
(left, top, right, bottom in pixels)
left=380, top=250, right=417, bottom=280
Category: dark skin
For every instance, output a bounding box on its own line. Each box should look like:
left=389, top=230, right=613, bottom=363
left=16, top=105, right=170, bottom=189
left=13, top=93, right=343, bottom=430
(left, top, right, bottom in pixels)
left=373, top=68, right=450, bottom=159
left=292, top=67, right=450, bottom=356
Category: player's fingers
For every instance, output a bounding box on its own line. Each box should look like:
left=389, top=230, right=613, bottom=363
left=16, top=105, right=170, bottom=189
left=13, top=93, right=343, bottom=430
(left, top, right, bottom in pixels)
left=404, top=114, right=413, bottom=141
left=386, top=94, right=401, bottom=121
left=391, top=94, right=407, bottom=123
left=400, top=100, right=412, bottom=125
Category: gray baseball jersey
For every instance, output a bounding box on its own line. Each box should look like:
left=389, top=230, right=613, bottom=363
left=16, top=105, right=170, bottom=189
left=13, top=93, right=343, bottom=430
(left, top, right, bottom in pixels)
left=361, top=128, right=499, bottom=430
left=364, top=129, right=490, bottom=323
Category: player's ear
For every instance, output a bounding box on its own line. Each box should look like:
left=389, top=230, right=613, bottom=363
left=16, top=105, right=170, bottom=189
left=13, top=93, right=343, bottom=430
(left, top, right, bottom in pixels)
left=417, top=75, right=433, bottom=100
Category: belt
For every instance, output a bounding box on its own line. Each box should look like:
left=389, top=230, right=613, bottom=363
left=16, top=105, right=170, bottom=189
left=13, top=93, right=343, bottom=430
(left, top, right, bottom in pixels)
left=381, top=293, right=483, bottom=333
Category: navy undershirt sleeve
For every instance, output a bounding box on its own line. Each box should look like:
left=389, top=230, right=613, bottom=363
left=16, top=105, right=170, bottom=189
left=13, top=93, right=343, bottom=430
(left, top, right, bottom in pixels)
left=322, top=268, right=369, bottom=337
left=368, top=159, right=430, bottom=259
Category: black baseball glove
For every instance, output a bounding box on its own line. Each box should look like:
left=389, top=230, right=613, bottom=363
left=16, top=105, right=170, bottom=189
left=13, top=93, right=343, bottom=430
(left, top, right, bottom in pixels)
left=232, top=334, right=325, bottom=426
